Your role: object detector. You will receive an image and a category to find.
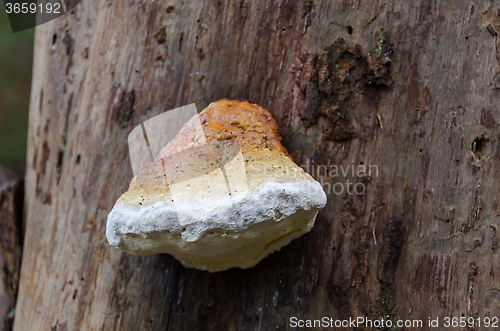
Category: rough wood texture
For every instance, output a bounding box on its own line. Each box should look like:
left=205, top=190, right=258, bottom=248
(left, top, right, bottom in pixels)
left=0, top=177, right=23, bottom=331
left=15, top=0, right=500, bottom=329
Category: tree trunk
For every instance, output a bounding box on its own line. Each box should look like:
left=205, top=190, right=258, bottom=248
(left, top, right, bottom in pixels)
left=14, top=0, right=500, bottom=329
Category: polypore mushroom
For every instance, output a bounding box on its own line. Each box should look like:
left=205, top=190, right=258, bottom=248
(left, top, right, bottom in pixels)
left=106, top=99, right=327, bottom=272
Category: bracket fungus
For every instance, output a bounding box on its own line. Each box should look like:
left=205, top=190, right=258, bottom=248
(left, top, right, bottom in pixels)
left=106, top=99, right=327, bottom=272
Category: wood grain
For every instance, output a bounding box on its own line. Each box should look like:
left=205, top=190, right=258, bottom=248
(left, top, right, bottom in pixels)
left=15, top=0, right=500, bottom=329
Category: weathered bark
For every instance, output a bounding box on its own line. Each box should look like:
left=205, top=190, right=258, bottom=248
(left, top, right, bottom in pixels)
left=0, top=177, right=23, bottom=331
left=14, top=0, right=500, bottom=329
